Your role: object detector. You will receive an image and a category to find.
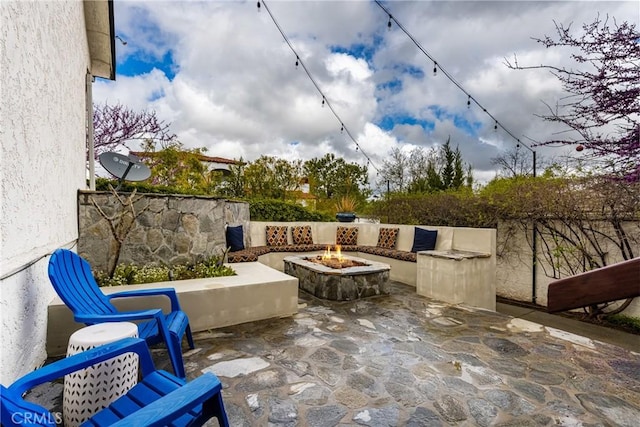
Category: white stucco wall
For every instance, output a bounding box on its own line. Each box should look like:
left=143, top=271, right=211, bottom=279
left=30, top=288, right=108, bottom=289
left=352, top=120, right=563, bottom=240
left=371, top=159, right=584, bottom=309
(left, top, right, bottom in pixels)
left=496, top=220, right=640, bottom=317
left=1, top=1, right=90, bottom=383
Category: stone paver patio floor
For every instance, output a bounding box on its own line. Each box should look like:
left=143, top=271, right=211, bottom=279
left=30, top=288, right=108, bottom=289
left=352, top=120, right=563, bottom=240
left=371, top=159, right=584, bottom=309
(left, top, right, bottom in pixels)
left=173, top=281, right=640, bottom=426
left=29, top=281, right=640, bottom=426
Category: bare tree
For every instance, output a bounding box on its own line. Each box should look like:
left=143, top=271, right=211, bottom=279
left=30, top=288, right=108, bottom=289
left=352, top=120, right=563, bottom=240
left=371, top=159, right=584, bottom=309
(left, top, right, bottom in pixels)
left=90, top=186, right=150, bottom=277
left=491, top=147, right=554, bottom=178
left=377, top=147, right=409, bottom=192
left=505, top=15, right=640, bottom=181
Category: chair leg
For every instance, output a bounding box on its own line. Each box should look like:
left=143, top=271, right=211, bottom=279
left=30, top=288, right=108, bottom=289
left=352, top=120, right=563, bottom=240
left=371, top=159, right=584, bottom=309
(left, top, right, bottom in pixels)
left=214, top=393, right=230, bottom=427
left=186, top=324, right=195, bottom=349
left=199, top=392, right=229, bottom=427
left=168, top=333, right=186, bottom=379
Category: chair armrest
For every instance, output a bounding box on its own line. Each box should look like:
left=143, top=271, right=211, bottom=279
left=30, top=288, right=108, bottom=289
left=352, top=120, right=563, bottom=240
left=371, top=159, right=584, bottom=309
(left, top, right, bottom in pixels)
left=9, top=338, right=155, bottom=396
left=109, top=373, right=222, bottom=427
left=107, top=288, right=182, bottom=312
left=75, top=309, right=163, bottom=324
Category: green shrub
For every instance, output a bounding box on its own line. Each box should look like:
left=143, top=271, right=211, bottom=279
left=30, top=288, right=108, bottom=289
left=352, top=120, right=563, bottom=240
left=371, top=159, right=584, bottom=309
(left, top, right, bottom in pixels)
left=606, top=314, right=640, bottom=333
left=95, top=256, right=235, bottom=287
left=369, top=190, right=496, bottom=228
left=250, top=199, right=334, bottom=222
left=94, top=177, right=215, bottom=197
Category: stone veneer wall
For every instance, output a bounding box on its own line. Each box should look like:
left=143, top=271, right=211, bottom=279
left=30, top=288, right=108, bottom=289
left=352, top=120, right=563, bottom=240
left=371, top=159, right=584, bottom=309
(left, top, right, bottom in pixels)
left=78, top=191, right=249, bottom=274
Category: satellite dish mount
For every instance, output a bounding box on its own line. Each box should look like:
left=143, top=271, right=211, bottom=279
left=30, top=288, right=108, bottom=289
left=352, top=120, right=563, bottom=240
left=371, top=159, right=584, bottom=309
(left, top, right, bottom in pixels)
left=98, top=152, right=152, bottom=191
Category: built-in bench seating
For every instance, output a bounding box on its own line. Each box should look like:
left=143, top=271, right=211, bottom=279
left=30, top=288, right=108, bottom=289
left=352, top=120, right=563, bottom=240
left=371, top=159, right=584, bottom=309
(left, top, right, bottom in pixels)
left=228, top=221, right=495, bottom=288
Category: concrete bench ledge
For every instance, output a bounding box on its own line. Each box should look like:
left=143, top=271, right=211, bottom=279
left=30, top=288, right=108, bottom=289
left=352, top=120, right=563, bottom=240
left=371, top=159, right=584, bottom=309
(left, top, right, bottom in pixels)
left=420, top=250, right=492, bottom=260
left=47, top=262, right=298, bottom=356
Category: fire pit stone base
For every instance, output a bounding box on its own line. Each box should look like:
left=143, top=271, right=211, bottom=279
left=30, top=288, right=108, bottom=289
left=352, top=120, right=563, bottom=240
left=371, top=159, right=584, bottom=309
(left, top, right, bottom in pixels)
left=284, top=255, right=391, bottom=301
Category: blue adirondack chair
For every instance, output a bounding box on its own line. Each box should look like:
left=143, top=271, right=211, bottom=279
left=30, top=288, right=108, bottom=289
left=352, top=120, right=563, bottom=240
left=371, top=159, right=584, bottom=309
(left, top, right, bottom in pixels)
left=48, top=248, right=194, bottom=379
left=0, top=338, right=229, bottom=427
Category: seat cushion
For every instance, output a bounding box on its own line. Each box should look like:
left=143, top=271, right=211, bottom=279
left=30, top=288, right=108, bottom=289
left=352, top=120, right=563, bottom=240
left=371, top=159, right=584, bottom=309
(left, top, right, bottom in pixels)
left=291, top=225, right=314, bottom=245
left=377, top=228, right=399, bottom=249
left=336, top=226, right=358, bottom=246
left=266, top=225, right=288, bottom=246
left=411, top=228, right=438, bottom=253
left=225, top=225, right=245, bottom=252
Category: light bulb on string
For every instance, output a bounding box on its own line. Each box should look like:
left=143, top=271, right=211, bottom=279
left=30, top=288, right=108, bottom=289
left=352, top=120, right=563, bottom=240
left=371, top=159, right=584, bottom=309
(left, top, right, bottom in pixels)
left=340, top=124, right=344, bottom=133
left=257, top=1, right=260, bottom=11
left=467, top=96, right=471, bottom=109
left=295, top=56, right=299, bottom=68
left=388, top=15, right=392, bottom=30
left=321, top=97, right=325, bottom=108
left=494, top=121, right=498, bottom=131
left=433, top=62, right=437, bottom=76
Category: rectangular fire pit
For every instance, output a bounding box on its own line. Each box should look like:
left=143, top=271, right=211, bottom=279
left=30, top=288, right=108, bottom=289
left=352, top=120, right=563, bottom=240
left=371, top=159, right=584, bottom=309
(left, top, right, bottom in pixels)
left=284, top=254, right=390, bottom=301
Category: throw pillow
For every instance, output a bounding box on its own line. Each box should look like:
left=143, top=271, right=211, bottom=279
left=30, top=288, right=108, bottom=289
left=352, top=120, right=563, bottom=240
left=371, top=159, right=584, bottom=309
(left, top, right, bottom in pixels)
left=226, top=225, right=245, bottom=252
left=336, top=226, right=358, bottom=245
left=377, top=227, right=399, bottom=249
left=410, top=227, right=438, bottom=253
left=292, top=225, right=314, bottom=245
left=266, top=225, right=288, bottom=246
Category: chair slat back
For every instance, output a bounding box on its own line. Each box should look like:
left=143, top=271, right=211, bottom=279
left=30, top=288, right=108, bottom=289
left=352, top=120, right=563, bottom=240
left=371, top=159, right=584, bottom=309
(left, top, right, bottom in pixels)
left=48, top=249, right=116, bottom=316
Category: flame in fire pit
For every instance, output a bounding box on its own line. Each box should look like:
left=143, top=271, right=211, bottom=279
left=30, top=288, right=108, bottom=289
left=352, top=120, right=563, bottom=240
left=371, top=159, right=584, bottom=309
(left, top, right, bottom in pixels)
left=307, top=245, right=368, bottom=269
left=322, top=245, right=343, bottom=262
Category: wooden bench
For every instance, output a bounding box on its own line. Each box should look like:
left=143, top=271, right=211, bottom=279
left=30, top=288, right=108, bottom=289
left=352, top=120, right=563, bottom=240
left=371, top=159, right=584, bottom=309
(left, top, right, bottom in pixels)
left=547, top=257, right=640, bottom=313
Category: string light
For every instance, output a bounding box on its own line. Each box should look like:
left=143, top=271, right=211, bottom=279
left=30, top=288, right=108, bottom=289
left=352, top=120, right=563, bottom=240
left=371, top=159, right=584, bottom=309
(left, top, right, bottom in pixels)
left=375, top=0, right=534, bottom=156
left=259, top=0, right=380, bottom=173
left=257, top=1, right=260, bottom=11
left=387, top=15, right=392, bottom=30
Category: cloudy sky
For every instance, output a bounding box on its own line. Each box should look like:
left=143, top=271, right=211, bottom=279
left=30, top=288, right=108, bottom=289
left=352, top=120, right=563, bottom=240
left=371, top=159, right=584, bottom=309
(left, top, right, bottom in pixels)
left=93, top=0, right=638, bottom=187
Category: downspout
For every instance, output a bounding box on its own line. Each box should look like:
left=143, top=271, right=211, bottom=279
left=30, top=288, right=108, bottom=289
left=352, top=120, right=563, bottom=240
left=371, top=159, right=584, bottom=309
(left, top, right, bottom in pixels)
left=87, top=72, right=95, bottom=190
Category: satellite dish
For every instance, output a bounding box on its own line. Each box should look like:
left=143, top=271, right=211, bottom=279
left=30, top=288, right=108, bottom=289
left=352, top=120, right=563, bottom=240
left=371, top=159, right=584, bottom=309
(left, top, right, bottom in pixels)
left=99, top=152, right=151, bottom=190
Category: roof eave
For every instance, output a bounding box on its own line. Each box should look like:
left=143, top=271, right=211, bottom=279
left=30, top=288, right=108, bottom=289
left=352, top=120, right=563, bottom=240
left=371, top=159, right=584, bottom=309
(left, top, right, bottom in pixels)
left=84, top=0, right=116, bottom=80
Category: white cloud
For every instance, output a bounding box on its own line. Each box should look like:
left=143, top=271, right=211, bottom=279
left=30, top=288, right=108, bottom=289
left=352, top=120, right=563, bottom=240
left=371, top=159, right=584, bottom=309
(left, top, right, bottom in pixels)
left=95, top=0, right=638, bottom=189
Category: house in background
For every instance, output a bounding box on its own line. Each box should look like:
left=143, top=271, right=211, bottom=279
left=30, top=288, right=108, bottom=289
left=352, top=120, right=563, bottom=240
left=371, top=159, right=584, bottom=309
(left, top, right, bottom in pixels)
left=288, top=177, right=318, bottom=209
left=130, top=151, right=244, bottom=176
left=0, top=0, right=116, bottom=383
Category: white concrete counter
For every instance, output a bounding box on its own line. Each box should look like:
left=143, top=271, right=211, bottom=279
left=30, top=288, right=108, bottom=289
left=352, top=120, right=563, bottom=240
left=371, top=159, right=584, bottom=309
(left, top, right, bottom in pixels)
left=47, top=262, right=298, bottom=356
left=416, top=250, right=496, bottom=311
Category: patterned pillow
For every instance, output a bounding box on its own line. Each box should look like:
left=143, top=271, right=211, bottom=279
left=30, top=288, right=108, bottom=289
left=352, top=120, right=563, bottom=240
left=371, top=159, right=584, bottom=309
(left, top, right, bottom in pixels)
left=292, top=225, right=314, bottom=245
left=336, top=226, right=358, bottom=246
left=377, top=227, right=399, bottom=249
left=266, top=225, right=288, bottom=246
